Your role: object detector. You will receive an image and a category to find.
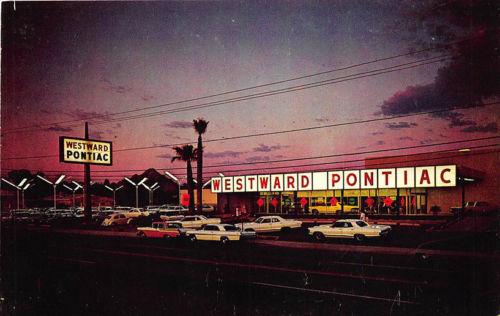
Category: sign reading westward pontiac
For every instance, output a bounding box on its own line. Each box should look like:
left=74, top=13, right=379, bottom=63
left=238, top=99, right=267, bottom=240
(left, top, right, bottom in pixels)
left=59, top=137, right=112, bottom=165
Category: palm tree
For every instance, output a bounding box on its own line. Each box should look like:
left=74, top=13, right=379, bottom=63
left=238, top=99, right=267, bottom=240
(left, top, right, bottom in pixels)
left=171, top=145, right=197, bottom=213
left=193, top=118, right=209, bottom=214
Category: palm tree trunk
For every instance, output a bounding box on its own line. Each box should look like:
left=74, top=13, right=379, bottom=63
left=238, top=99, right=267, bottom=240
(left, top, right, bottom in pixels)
left=196, top=134, right=203, bottom=214
left=187, top=160, right=195, bottom=213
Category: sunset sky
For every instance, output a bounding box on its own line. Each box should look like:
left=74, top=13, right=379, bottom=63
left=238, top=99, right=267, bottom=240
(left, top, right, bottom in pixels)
left=1, top=1, right=498, bottom=183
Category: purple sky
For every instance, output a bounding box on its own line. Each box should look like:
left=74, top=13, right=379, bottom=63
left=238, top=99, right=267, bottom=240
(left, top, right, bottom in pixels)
left=1, top=1, right=498, bottom=183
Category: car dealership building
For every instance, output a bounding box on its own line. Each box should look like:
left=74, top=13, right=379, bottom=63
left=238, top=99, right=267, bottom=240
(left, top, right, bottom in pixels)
left=211, top=148, right=498, bottom=216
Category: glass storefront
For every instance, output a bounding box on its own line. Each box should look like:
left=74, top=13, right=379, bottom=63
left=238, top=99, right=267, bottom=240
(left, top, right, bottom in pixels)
left=257, top=188, right=428, bottom=215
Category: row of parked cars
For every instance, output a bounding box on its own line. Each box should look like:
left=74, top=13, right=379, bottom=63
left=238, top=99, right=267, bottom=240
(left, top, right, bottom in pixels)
left=136, top=215, right=392, bottom=244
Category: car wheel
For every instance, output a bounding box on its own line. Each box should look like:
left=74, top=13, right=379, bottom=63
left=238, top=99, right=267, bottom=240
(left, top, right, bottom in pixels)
left=354, top=234, right=365, bottom=242
left=163, top=234, right=171, bottom=240
left=312, top=209, right=319, bottom=216
left=137, top=231, right=146, bottom=238
left=312, top=232, right=325, bottom=242
left=220, top=236, right=229, bottom=244
left=127, top=218, right=134, bottom=225
left=189, top=235, right=197, bottom=242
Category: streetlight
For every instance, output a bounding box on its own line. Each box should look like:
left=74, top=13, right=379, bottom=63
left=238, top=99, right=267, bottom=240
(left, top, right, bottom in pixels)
left=21, top=182, right=34, bottom=209
left=165, top=171, right=181, bottom=204
left=124, top=177, right=148, bottom=208
left=36, top=174, right=66, bottom=209
left=1, top=178, right=27, bottom=209
left=141, top=182, right=159, bottom=205
left=63, top=182, right=82, bottom=209
left=104, top=185, right=124, bottom=208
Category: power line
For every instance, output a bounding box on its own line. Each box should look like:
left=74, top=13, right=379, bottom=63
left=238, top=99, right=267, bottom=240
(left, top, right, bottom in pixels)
left=4, top=136, right=498, bottom=175
left=4, top=100, right=496, bottom=161
left=3, top=55, right=448, bottom=135
left=4, top=37, right=465, bottom=134
left=3, top=145, right=498, bottom=181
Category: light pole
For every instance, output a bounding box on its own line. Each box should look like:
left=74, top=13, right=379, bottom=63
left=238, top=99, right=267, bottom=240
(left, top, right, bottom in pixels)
left=124, top=177, right=148, bottom=208
left=63, top=182, right=82, bottom=209
left=36, top=174, right=66, bottom=209
left=165, top=171, right=180, bottom=205
left=104, top=185, right=124, bottom=208
left=141, top=182, right=159, bottom=205
left=1, top=178, right=27, bottom=209
left=21, top=182, right=34, bottom=208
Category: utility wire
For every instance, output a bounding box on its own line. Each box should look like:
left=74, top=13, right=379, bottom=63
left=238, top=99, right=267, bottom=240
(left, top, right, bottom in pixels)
left=3, top=55, right=448, bottom=135
left=4, top=136, right=498, bottom=173
left=3, top=145, right=498, bottom=181
left=4, top=99, right=495, bottom=161
left=4, top=36, right=467, bottom=134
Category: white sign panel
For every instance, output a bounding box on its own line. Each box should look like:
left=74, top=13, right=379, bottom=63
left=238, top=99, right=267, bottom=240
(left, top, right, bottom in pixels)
left=210, top=165, right=456, bottom=192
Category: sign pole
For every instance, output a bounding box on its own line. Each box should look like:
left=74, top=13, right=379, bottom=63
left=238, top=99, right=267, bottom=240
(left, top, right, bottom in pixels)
left=84, top=122, right=92, bottom=222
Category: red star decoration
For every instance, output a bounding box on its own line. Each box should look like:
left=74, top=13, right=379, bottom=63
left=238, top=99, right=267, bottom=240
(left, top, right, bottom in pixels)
left=300, top=197, right=308, bottom=207
left=365, top=196, right=374, bottom=207
left=330, top=196, right=338, bottom=206
left=383, top=196, right=393, bottom=207
left=271, top=197, right=279, bottom=208
left=257, top=198, right=264, bottom=207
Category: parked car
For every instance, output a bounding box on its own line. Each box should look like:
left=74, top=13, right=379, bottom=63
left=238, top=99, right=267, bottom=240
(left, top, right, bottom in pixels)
left=241, top=216, right=302, bottom=233
left=101, top=213, right=129, bottom=226
left=137, top=222, right=183, bottom=239
left=196, top=204, right=215, bottom=212
left=167, top=215, right=221, bottom=229
left=308, top=219, right=391, bottom=242
left=125, top=208, right=150, bottom=218
left=186, top=224, right=256, bottom=243
left=159, top=210, right=186, bottom=221
left=450, top=201, right=497, bottom=215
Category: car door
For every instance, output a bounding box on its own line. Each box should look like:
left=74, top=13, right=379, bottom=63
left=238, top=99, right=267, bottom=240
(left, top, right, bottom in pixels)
left=197, top=225, right=214, bottom=240
left=270, top=217, right=281, bottom=231
left=328, top=222, right=346, bottom=237
left=260, top=218, right=273, bottom=232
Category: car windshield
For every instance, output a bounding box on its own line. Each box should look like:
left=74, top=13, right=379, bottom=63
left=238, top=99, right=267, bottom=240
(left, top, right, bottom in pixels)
left=224, top=225, right=239, bottom=231
left=356, top=221, right=368, bottom=227
left=255, top=217, right=264, bottom=223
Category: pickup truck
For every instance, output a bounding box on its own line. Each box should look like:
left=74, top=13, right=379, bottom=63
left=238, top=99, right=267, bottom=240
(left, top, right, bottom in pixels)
left=450, top=201, right=497, bottom=215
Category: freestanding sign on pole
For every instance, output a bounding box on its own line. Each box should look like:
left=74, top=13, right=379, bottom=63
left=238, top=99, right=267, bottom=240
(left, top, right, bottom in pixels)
left=59, top=122, right=113, bottom=222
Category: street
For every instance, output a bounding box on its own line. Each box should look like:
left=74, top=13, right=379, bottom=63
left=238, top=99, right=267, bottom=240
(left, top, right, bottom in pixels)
left=2, top=224, right=498, bottom=315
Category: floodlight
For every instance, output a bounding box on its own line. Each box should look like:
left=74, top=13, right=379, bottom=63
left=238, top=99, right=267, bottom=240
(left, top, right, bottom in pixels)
left=18, top=178, right=28, bottom=187
left=23, top=183, right=31, bottom=190
left=63, top=184, right=73, bottom=191
left=124, top=177, right=136, bottom=186
left=37, top=175, right=53, bottom=185
left=2, top=178, right=20, bottom=189
left=138, top=178, right=148, bottom=186
left=104, top=185, right=113, bottom=191
left=164, top=171, right=179, bottom=183
left=55, top=175, right=66, bottom=185
left=116, top=185, right=124, bottom=191
left=72, top=181, right=83, bottom=189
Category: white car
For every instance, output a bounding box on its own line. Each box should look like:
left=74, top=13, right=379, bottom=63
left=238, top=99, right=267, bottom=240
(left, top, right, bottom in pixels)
left=241, top=216, right=302, bottom=233
left=101, top=213, right=128, bottom=226
left=186, top=224, right=256, bottom=243
left=159, top=210, right=186, bottom=221
left=168, top=215, right=221, bottom=229
left=125, top=208, right=150, bottom=218
left=308, top=219, right=391, bottom=242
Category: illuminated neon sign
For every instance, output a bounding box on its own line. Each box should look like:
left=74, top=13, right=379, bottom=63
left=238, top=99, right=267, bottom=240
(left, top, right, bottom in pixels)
left=210, top=165, right=456, bottom=193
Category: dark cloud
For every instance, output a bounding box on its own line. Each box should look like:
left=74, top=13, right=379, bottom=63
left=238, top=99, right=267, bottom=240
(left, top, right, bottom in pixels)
left=461, top=122, right=498, bottom=133
left=375, top=140, right=385, bottom=145
left=44, top=125, right=73, bottom=132
left=141, top=94, right=154, bottom=102
left=385, top=122, right=418, bottom=129
left=246, top=156, right=271, bottom=163
left=89, top=130, right=105, bottom=140
left=156, top=153, right=173, bottom=160
left=382, top=3, right=498, bottom=130
left=371, top=132, right=384, bottom=136
left=164, top=121, right=193, bottom=129
left=205, top=150, right=245, bottom=159
left=253, top=144, right=289, bottom=152
left=399, top=136, right=413, bottom=141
